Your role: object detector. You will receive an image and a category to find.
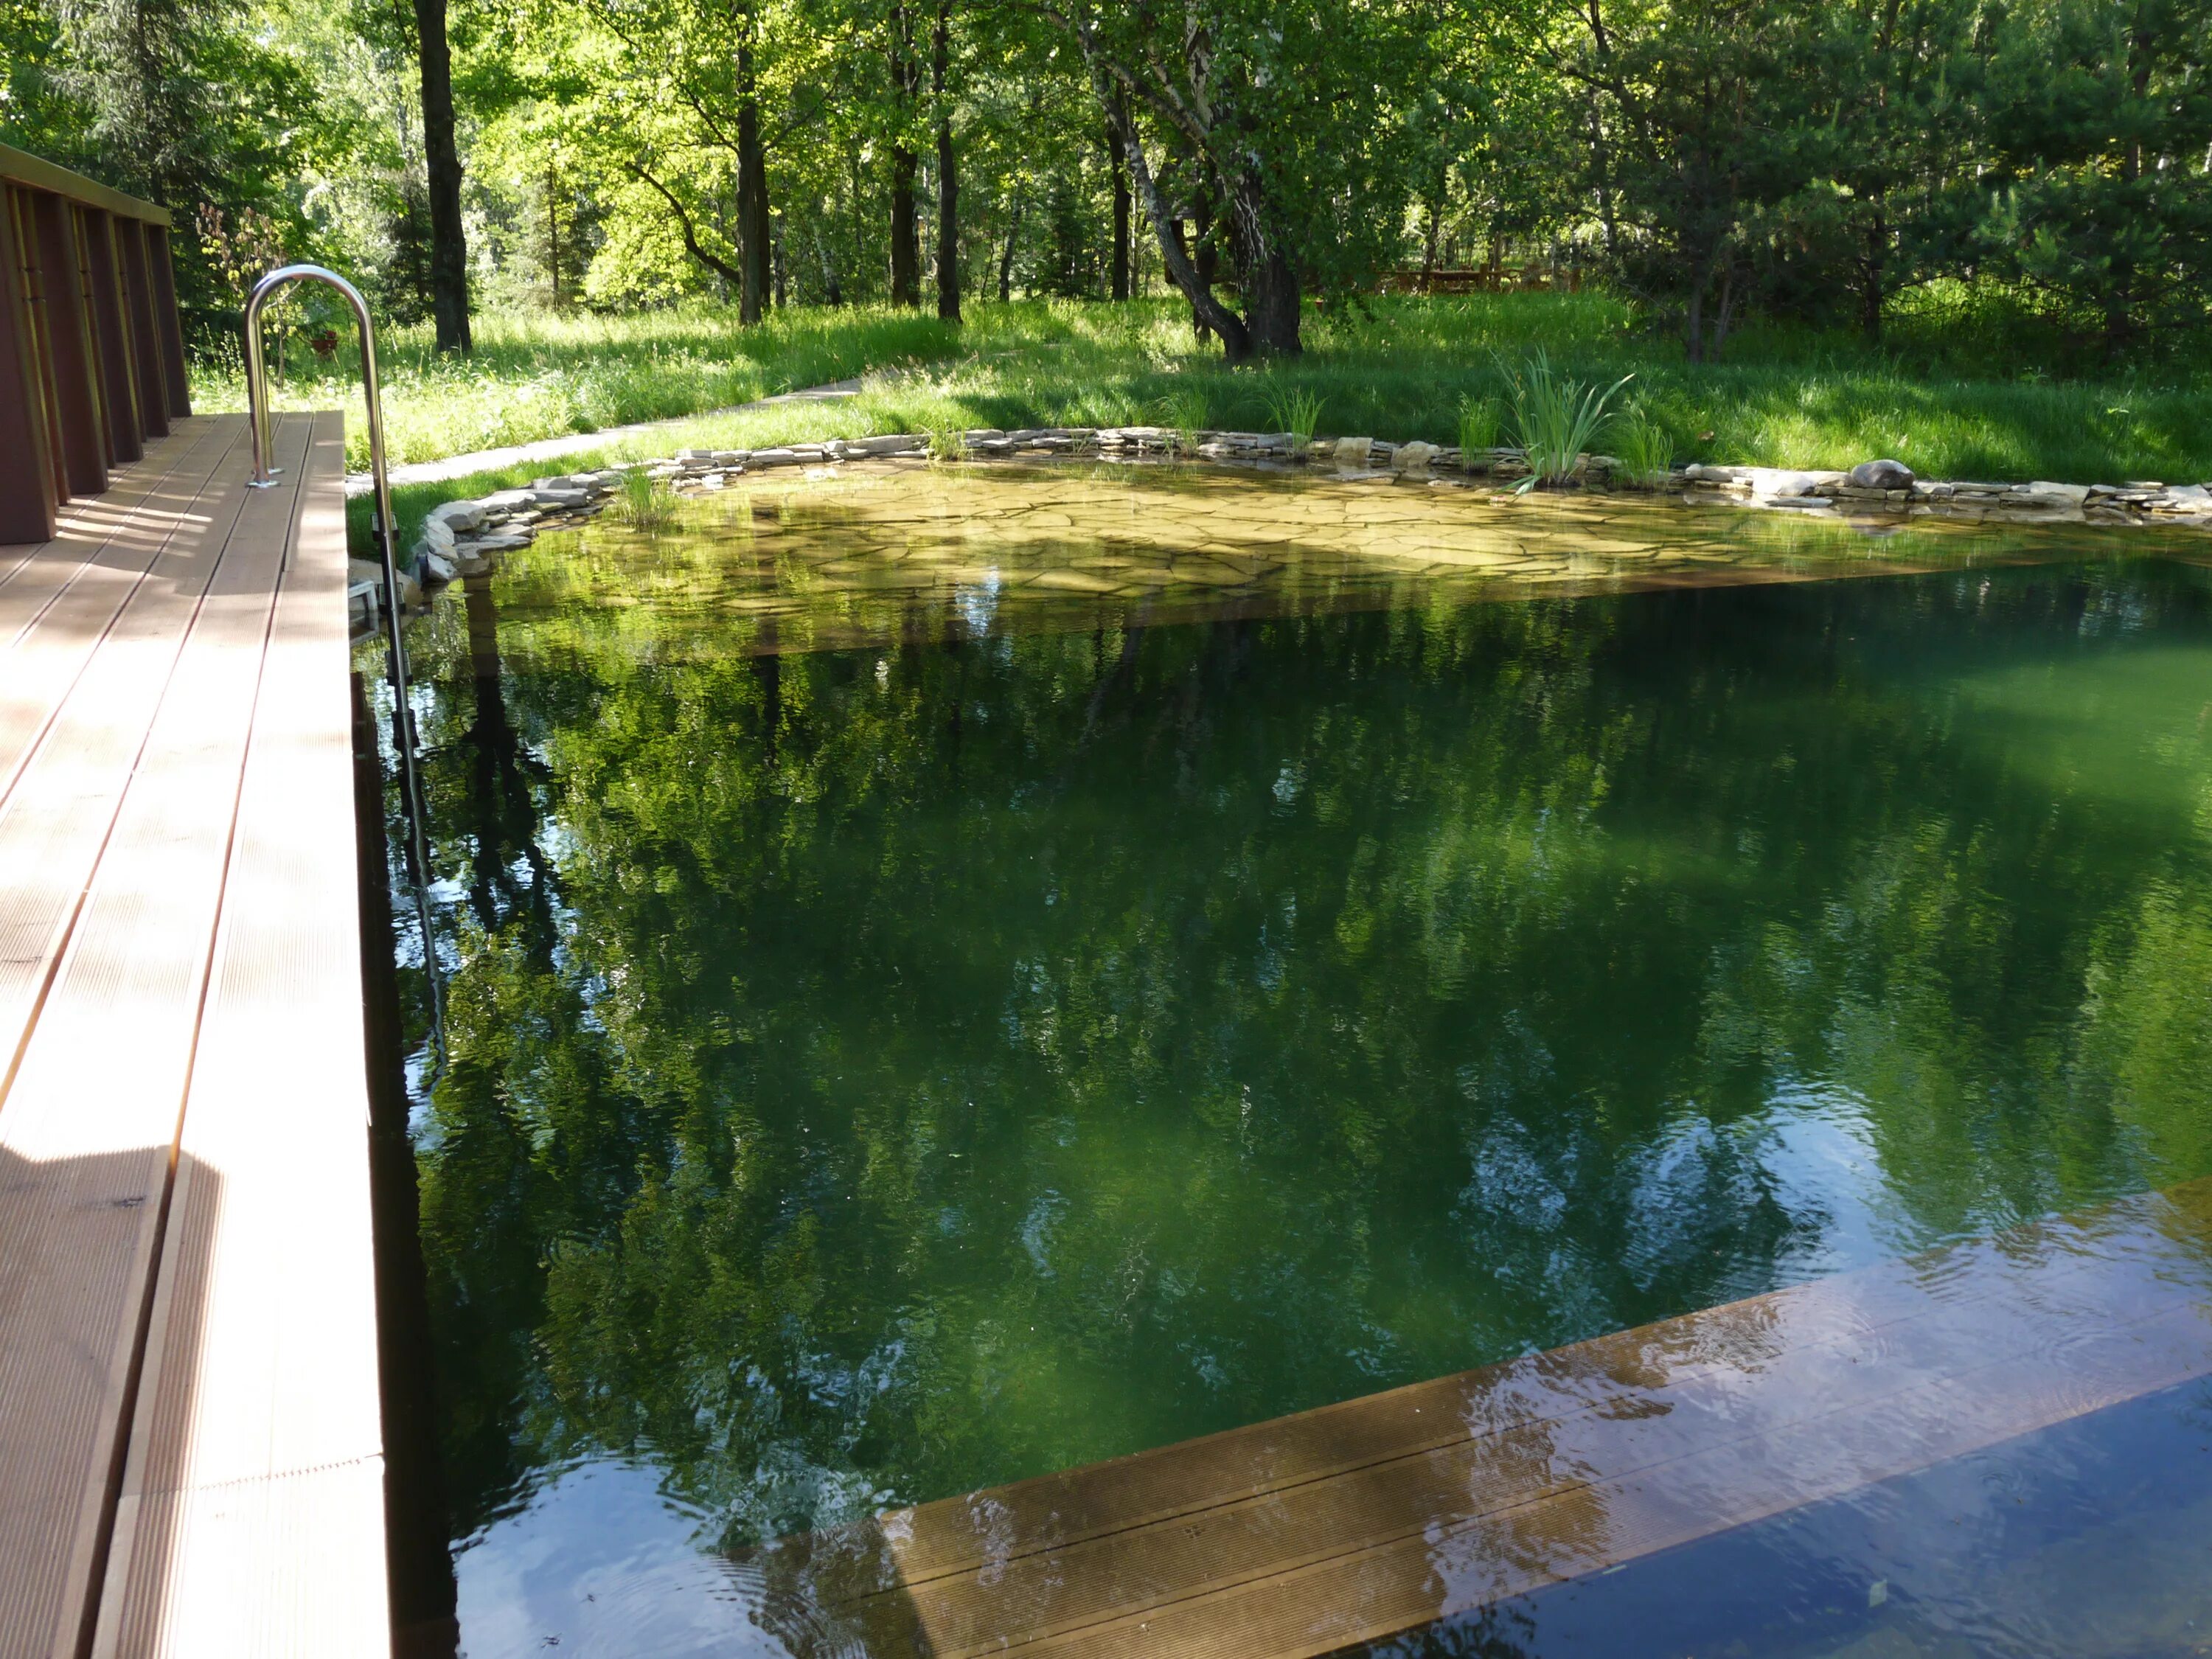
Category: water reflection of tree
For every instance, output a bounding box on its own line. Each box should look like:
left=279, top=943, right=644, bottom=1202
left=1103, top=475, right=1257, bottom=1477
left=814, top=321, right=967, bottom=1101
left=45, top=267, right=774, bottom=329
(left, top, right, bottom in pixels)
left=397, top=560, right=2212, bottom=1548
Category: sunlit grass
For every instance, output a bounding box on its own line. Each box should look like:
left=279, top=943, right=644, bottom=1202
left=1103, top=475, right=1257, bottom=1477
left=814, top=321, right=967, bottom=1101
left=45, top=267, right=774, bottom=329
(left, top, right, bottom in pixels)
left=320, top=291, right=2212, bottom=555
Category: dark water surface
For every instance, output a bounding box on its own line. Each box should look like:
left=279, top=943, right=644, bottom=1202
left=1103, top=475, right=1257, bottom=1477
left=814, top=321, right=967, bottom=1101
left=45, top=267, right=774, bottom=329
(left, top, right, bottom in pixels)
left=373, top=470, right=2212, bottom=1655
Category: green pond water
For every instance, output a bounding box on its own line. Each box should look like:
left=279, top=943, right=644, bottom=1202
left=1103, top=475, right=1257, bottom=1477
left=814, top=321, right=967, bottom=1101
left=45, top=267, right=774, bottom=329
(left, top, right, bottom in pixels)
left=375, top=464, right=2212, bottom=1655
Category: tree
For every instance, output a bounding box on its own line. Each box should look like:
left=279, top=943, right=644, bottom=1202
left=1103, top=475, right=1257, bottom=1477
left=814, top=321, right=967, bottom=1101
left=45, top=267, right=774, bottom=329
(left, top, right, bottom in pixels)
left=413, top=0, right=474, bottom=350
left=1976, top=0, right=2212, bottom=358
left=932, top=0, right=959, bottom=320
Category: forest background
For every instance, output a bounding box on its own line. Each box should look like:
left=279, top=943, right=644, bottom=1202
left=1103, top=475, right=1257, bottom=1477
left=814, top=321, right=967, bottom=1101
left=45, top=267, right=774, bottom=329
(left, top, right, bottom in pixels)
left=4, top=0, right=2210, bottom=484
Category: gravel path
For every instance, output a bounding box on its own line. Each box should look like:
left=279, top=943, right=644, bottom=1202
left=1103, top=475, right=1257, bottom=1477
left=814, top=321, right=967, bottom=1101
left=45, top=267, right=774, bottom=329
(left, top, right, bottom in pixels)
left=342, top=376, right=864, bottom=498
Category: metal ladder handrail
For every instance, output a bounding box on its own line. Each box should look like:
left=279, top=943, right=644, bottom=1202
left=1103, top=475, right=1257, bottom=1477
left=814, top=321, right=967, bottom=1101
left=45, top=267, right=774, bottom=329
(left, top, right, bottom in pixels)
left=243, top=264, right=445, bottom=1079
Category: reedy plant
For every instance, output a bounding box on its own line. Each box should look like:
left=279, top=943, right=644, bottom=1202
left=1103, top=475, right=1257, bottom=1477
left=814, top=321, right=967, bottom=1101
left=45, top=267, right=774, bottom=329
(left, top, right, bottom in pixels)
left=1457, top=396, right=1502, bottom=460
left=614, top=465, right=677, bottom=531
left=1610, top=405, right=1674, bottom=487
left=1265, top=384, right=1325, bottom=455
left=1496, top=349, right=1635, bottom=492
left=1158, top=385, right=1210, bottom=453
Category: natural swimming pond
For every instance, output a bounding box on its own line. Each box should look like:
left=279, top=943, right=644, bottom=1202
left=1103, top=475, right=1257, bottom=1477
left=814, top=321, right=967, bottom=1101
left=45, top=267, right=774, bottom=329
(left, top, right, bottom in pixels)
left=370, top=462, right=2212, bottom=1657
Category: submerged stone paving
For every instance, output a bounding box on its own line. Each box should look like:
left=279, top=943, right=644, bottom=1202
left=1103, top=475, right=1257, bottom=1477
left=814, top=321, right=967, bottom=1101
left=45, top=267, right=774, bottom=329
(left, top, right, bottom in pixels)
left=436, top=458, right=2202, bottom=663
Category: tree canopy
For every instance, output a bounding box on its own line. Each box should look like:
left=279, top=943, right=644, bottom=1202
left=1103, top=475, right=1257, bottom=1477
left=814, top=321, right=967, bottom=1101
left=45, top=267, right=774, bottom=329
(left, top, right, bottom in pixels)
left=7, top=0, right=2205, bottom=356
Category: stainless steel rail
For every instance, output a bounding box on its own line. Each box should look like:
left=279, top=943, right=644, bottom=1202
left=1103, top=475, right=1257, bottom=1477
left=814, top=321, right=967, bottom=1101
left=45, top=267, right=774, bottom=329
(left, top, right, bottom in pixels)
left=243, top=264, right=445, bottom=1073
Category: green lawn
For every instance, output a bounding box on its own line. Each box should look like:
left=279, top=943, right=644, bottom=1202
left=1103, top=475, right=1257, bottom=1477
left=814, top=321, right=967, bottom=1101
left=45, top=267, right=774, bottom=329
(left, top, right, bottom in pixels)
left=214, top=291, right=2211, bottom=558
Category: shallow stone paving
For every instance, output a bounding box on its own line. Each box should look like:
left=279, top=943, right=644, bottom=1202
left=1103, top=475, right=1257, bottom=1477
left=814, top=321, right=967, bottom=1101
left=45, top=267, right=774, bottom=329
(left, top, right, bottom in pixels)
left=469, top=459, right=2200, bottom=661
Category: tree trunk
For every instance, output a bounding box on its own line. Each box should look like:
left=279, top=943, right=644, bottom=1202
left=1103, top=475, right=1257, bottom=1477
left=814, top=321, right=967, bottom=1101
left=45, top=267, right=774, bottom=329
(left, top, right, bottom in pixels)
left=933, top=0, right=960, bottom=321
left=998, top=195, right=1022, bottom=300
left=1112, top=119, right=1249, bottom=361
left=544, top=164, right=561, bottom=308
left=891, top=148, right=920, bottom=304
left=737, top=52, right=771, bottom=326
left=888, top=0, right=921, bottom=306
left=1109, top=129, right=1131, bottom=299
left=1227, top=168, right=1299, bottom=355
left=1859, top=210, right=1886, bottom=344
left=411, top=0, right=470, bottom=353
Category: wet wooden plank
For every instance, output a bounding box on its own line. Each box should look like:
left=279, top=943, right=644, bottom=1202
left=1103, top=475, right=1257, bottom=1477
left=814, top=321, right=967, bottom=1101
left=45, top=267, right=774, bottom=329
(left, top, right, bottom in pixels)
left=91, top=411, right=389, bottom=1657
left=754, top=1178, right=2212, bottom=1659
left=0, top=414, right=306, bottom=1659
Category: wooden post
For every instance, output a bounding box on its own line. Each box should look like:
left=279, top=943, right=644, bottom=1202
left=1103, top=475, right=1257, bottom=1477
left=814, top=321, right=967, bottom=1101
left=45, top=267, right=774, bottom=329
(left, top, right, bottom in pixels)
left=28, top=192, right=108, bottom=498
left=81, top=209, right=143, bottom=465
left=0, top=184, right=61, bottom=543
left=116, top=219, right=170, bottom=440
left=146, top=225, right=190, bottom=419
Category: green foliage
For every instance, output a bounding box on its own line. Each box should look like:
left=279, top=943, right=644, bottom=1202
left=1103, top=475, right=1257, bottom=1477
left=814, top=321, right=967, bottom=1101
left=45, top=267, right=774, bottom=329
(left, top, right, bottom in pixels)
left=1496, top=349, right=1635, bottom=490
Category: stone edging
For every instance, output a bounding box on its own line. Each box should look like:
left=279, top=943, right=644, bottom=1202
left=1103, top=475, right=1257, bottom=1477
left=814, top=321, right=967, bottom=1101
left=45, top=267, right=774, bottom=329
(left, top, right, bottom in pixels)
left=353, top=425, right=2212, bottom=611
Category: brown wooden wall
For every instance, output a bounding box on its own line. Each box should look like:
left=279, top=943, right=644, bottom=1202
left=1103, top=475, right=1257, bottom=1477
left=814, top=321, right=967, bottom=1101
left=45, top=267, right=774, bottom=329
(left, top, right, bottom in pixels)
left=1, top=144, right=191, bottom=546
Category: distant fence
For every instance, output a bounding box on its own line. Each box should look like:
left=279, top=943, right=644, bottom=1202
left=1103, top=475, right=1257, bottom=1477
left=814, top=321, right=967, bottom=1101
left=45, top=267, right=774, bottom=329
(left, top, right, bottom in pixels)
left=1381, top=266, right=1585, bottom=296
left=0, top=143, right=191, bottom=544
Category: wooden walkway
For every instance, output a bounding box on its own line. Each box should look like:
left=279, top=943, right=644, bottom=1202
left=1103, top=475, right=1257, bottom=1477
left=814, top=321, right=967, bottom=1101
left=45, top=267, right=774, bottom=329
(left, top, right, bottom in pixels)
left=753, top=1177, right=2212, bottom=1658
left=0, top=414, right=387, bottom=1658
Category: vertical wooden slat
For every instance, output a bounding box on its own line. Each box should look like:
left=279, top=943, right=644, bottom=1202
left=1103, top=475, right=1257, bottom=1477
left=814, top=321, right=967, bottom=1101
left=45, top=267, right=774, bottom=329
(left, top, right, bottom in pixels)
left=142, top=227, right=189, bottom=420
left=27, top=194, right=108, bottom=499
left=0, top=184, right=60, bottom=544
left=7, top=187, right=72, bottom=518
left=80, top=211, right=143, bottom=467
left=114, top=220, right=168, bottom=442
left=66, top=207, right=117, bottom=471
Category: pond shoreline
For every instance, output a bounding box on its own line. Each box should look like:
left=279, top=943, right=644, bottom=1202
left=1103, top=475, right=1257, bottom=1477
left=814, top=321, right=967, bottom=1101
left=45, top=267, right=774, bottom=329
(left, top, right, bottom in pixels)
left=369, top=424, right=2212, bottom=611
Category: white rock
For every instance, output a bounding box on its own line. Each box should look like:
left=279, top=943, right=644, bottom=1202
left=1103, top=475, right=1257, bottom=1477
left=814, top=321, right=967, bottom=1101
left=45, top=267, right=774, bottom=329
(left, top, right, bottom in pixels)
left=1335, top=436, right=1376, bottom=468
left=427, top=500, right=487, bottom=534
left=1745, top=468, right=1826, bottom=499
left=1392, top=441, right=1439, bottom=474
left=420, top=515, right=456, bottom=552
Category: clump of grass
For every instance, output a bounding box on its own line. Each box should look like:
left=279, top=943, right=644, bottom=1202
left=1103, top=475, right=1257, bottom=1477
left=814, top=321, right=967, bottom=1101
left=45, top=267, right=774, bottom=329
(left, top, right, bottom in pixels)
left=1265, top=384, right=1325, bottom=454
left=925, top=426, right=967, bottom=461
left=613, top=465, right=677, bottom=530
left=1457, top=395, right=1501, bottom=460
left=1610, top=405, right=1674, bottom=487
left=1158, top=385, right=1210, bottom=452
left=1497, top=349, right=1635, bottom=492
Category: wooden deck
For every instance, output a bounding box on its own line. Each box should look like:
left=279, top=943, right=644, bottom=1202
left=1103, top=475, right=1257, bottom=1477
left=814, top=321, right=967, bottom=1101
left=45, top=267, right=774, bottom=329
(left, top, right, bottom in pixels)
left=752, top=1177, right=2212, bottom=1658
left=0, top=413, right=387, bottom=1658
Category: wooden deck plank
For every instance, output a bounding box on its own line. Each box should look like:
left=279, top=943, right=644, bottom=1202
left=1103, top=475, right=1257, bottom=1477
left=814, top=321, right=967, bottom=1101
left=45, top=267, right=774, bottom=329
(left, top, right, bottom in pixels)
left=0, top=414, right=307, bottom=1659
left=91, top=411, right=390, bottom=1657
left=0, top=419, right=221, bottom=622
left=0, top=418, right=282, bottom=1106
left=0, top=421, right=237, bottom=808
left=753, top=1179, right=2212, bottom=1659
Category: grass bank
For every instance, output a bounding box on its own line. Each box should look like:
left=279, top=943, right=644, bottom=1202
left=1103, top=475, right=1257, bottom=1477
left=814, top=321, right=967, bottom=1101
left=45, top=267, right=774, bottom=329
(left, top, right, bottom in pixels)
left=302, top=292, right=2211, bottom=556
left=190, top=305, right=961, bottom=471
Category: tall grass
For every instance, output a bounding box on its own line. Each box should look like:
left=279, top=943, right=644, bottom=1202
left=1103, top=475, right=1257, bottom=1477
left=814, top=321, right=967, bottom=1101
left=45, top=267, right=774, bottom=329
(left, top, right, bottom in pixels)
left=1265, top=384, right=1325, bottom=451
left=1158, top=384, right=1211, bottom=451
left=613, top=465, right=676, bottom=530
left=1610, top=403, right=1675, bottom=486
left=193, top=304, right=959, bottom=470
left=1456, top=396, right=1501, bottom=459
